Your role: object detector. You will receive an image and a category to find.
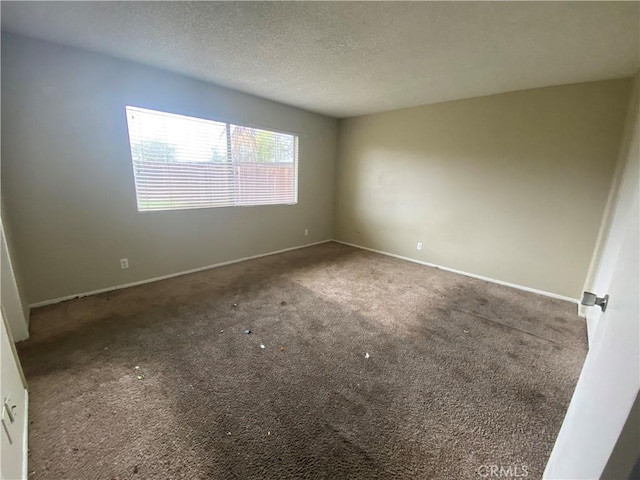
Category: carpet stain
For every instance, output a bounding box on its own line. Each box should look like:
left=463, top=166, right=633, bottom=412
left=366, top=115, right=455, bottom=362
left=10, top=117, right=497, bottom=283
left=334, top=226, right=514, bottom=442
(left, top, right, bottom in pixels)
left=18, top=242, right=587, bottom=479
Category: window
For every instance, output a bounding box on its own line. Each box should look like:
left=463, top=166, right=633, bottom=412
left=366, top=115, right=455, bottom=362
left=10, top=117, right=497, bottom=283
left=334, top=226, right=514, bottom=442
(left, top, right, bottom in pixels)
left=125, top=106, right=298, bottom=212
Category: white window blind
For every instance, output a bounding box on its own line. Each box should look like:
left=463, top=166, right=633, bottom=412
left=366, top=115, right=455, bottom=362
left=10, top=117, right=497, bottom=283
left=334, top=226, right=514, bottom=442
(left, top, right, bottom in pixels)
left=125, top=106, right=298, bottom=212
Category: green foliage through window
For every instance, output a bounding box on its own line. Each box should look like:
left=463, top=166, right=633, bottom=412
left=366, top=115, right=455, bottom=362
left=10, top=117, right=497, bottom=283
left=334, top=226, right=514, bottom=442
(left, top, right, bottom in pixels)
left=125, top=106, right=298, bottom=212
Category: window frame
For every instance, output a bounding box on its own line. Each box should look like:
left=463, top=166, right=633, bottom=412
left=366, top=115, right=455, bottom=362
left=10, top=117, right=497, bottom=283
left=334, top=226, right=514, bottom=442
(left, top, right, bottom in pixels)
left=125, top=105, right=300, bottom=213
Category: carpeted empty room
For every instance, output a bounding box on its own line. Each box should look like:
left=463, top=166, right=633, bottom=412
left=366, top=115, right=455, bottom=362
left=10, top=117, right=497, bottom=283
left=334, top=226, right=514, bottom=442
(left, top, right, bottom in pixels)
left=2, top=2, right=640, bottom=480
left=19, top=243, right=586, bottom=479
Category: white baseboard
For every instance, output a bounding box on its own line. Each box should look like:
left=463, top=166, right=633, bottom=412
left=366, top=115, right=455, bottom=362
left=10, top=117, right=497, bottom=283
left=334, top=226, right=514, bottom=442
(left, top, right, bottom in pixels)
left=29, top=240, right=332, bottom=308
left=29, top=238, right=581, bottom=310
left=332, top=239, right=579, bottom=305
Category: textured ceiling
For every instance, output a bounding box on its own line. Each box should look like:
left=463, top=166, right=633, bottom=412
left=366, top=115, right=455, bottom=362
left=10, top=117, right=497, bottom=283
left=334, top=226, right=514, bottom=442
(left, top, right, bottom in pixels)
left=1, top=1, right=638, bottom=118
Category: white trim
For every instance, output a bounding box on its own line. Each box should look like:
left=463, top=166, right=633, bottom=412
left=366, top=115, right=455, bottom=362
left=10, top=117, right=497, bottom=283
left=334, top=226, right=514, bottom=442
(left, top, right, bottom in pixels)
left=22, top=389, right=28, bottom=480
left=29, top=238, right=581, bottom=309
left=1, top=220, right=30, bottom=341
left=333, top=240, right=579, bottom=305
left=29, top=240, right=332, bottom=308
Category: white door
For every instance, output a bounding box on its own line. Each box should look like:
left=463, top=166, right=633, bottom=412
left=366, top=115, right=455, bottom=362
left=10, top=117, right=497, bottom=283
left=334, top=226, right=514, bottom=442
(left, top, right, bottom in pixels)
left=543, top=116, right=639, bottom=478
left=0, top=308, right=28, bottom=480
left=584, top=113, right=640, bottom=346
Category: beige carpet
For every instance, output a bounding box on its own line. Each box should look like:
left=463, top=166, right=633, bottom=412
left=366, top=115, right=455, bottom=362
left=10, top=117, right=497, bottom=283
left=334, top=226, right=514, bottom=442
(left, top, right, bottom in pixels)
left=18, top=242, right=587, bottom=479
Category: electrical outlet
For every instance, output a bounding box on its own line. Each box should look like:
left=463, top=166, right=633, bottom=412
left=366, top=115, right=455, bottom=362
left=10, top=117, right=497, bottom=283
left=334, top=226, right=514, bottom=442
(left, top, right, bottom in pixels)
left=304, top=229, right=309, bottom=236
left=416, top=242, right=423, bottom=251
left=120, top=258, right=129, bottom=269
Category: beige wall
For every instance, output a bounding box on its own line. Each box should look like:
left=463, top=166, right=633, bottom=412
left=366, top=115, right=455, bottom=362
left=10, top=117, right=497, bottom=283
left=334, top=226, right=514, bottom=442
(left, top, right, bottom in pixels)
left=334, top=79, right=632, bottom=299
left=1, top=34, right=338, bottom=305
left=2, top=32, right=632, bottom=305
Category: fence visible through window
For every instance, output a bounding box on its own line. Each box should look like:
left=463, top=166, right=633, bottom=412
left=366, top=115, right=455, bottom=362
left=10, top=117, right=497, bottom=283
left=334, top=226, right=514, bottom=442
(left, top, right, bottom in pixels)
left=126, top=106, right=298, bottom=212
